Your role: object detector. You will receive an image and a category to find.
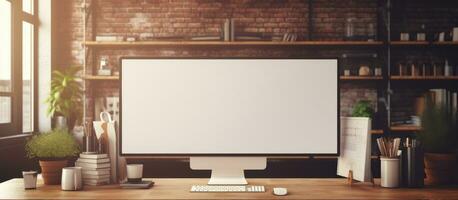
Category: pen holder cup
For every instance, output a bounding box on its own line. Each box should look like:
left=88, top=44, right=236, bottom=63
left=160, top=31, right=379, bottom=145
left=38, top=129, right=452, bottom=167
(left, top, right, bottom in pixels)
left=380, top=157, right=400, bottom=188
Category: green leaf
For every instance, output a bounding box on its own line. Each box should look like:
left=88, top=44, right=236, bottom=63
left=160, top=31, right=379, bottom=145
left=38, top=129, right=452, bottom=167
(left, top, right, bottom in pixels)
left=47, top=67, right=83, bottom=122
left=351, top=100, right=374, bottom=118
left=25, top=129, right=81, bottom=159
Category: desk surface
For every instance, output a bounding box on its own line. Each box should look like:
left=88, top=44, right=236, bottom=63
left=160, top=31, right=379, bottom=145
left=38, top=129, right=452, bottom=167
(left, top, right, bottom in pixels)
left=1, top=178, right=458, bottom=200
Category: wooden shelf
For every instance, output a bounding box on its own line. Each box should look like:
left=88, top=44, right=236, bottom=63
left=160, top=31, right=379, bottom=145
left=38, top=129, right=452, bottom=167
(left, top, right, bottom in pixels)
left=433, top=41, right=458, bottom=46
left=390, top=125, right=421, bottom=132
left=83, top=41, right=383, bottom=48
left=340, top=76, right=383, bottom=80
left=83, top=75, right=119, bottom=80
left=370, top=129, right=384, bottom=135
left=391, top=41, right=458, bottom=46
left=390, top=41, right=429, bottom=46
left=390, top=76, right=458, bottom=80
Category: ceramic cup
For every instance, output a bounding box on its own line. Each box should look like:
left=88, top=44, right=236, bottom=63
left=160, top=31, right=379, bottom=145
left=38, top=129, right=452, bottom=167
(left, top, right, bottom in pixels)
left=380, top=157, right=400, bottom=188
left=453, top=27, right=458, bottom=42
left=375, top=68, right=382, bottom=76
left=22, top=171, right=37, bottom=190
left=61, top=167, right=83, bottom=191
left=127, top=164, right=143, bottom=183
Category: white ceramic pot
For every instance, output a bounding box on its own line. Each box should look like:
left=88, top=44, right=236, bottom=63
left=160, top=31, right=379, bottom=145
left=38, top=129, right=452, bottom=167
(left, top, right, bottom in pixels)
left=61, top=167, right=83, bottom=191
left=127, top=164, right=143, bottom=183
left=22, top=171, right=37, bottom=189
left=380, top=157, right=400, bottom=188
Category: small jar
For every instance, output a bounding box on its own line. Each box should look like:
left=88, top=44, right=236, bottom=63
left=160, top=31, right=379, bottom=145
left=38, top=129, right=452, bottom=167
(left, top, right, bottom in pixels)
left=345, top=18, right=355, bottom=40
left=359, top=66, right=371, bottom=76
left=22, top=171, right=37, bottom=190
left=374, top=67, right=382, bottom=76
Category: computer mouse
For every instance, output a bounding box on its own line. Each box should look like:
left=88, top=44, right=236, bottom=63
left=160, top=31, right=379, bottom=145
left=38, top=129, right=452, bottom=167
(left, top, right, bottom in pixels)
left=273, top=187, right=288, bottom=196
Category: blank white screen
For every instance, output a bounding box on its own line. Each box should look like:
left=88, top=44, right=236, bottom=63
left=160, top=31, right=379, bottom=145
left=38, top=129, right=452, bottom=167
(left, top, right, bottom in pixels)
left=121, top=59, right=338, bottom=155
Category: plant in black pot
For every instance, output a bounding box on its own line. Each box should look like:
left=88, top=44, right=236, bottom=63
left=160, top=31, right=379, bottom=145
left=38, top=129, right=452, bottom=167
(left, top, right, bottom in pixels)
left=45, top=67, right=83, bottom=130
left=25, top=128, right=80, bottom=185
left=418, top=98, right=457, bottom=185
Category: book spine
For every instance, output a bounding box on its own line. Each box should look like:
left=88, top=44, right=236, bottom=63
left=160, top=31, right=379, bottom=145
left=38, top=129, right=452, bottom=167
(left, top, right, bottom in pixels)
left=76, top=162, right=110, bottom=169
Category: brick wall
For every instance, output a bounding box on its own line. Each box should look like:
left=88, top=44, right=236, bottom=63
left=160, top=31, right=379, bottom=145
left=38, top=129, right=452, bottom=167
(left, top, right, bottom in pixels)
left=50, top=0, right=458, bottom=178
left=312, top=0, right=378, bottom=40
left=55, top=0, right=381, bottom=120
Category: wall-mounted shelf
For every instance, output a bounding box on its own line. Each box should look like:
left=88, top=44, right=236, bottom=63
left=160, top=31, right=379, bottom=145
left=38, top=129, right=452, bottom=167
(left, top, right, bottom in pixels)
left=390, top=76, right=458, bottom=80
left=83, top=75, right=119, bottom=81
left=390, top=125, right=421, bottom=132
left=433, top=41, right=458, bottom=46
left=312, top=155, right=380, bottom=160
left=340, top=76, right=383, bottom=80
left=390, top=41, right=458, bottom=46
left=390, top=41, right=429, bottom=46
left=370, top=129, right=384, bottom=135
left=83, top=41, right=384, bottom=48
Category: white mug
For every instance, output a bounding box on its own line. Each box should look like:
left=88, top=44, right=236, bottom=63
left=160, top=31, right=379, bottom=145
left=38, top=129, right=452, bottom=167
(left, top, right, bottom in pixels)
left=126, top=164, right=143, bottom=183
left=61, top=167, right=83, bottom=191
left=439, top=32, right=445, bottom=42
left=380, top=157, right=400, bottom=188
left=22, top=171, right=37, bottom=190
left=453, top=27, right=458, bottom=42
left=375, top=68, right=382, bottom=76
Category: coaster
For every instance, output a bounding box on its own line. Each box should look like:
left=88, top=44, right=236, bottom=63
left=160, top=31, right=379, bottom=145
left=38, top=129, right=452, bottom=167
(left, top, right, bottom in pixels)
left=120, top=181, right=154, bottom=189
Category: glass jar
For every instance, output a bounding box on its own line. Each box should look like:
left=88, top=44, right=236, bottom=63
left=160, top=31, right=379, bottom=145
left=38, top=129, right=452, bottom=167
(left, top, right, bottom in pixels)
left=367, top=23, right=376, bottom=41
left=345, top=18, right=355, bottom=40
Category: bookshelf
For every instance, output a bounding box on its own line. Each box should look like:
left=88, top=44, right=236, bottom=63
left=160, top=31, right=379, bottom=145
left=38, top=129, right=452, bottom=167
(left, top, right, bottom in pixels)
left=83, top=41, right=384, bottom=48
left=339, top=76, right=383, bottom=80
left=83, top=75, right=119, bottom=81
left=390, top=41, right=458, bottom=46
left=390, top=125, right=421, bottom=132
left=80, top=0, right=456, bottom=142
left=370, top=129, right=384, bottom=135
left=390, top=41, right=429, bottom=46
left=432, top=41, right=458, bottom=46
left=390, top=76, right=458, bottom=80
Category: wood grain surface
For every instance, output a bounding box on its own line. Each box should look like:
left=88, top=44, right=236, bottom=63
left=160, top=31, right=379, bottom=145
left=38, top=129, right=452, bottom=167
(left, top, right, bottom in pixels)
left=1, top=178, right=458, bottom=199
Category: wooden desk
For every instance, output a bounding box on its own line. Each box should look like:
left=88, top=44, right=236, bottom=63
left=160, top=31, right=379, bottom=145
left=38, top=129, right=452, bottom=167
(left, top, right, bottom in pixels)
left=1, top=178, right=457, bottom=199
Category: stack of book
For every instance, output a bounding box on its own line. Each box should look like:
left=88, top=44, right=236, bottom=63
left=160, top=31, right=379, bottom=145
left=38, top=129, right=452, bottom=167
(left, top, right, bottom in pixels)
left=75, top=154, right=111, bottom=186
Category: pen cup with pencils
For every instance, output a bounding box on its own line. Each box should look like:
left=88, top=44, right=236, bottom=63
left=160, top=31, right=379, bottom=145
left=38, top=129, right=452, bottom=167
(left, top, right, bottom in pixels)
left=377, top=137, right=401, bottom=188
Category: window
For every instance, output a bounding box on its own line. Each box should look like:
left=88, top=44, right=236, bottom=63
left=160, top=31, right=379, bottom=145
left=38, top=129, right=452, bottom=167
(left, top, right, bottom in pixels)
left=0, top=0, right=37, bottom=135
left=22, top=21, right=34, bottom=132
left=0, top=0, right=12, bottom=126
left=22, top=0, right=33, bottom=14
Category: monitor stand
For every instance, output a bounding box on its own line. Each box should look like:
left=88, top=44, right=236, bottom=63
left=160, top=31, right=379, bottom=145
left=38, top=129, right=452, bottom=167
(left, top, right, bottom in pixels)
left=190, top=157, right=267, bottom=185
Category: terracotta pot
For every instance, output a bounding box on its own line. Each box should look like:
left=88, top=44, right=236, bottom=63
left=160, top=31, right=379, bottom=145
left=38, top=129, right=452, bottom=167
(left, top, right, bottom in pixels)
left=424, top=153, right=456, bottom=185
left=39, top=160, right=68, bottom=185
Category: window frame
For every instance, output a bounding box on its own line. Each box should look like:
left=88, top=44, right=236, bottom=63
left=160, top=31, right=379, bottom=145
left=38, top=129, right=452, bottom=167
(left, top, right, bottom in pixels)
left=0, top=0, right=38, bottom=136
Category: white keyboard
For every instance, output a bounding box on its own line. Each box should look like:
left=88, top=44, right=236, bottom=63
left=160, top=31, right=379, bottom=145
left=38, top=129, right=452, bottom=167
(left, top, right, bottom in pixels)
left=190, top=185, right=265, bottom=193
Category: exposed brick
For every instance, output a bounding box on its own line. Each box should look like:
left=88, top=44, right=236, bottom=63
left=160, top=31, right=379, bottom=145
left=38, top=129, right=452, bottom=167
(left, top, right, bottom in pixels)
left=54, top=0, right=458, bottom=121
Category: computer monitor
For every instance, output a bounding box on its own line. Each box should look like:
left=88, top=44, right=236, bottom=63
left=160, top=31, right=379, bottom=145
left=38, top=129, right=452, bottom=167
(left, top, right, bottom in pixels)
left=120, top=58, right=339, bottom=185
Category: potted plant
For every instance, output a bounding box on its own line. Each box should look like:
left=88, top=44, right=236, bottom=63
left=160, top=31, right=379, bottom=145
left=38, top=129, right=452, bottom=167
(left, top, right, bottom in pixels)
left=418, top=98, right=457, bottom=185
left=25, top=129, right=81, bottom=185
left=352, top=100, right=374, bottom=118
left=45, top=67, right=83, bottom=130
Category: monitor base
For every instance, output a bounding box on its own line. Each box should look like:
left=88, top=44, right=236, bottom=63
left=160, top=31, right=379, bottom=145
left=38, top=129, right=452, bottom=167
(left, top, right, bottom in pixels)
left=190, top=157, right=267, bottom=185
left=208, top=168, right=247, bottom=185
